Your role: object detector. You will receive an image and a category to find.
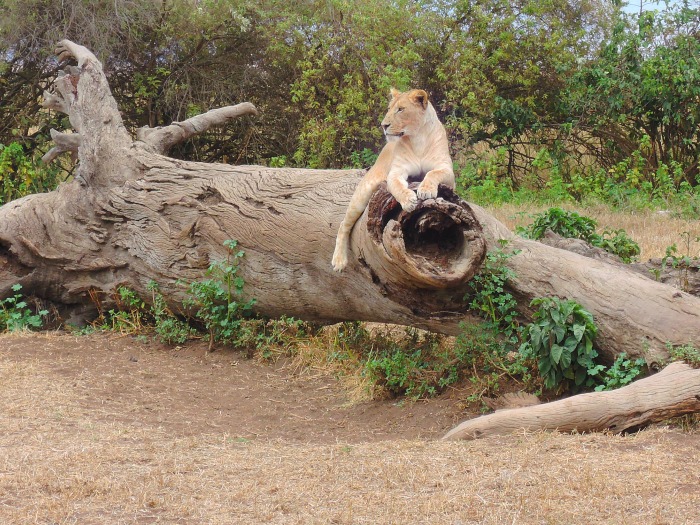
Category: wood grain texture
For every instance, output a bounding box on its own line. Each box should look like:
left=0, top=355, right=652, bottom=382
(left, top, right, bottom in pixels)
left=0, top=40, right=698, bottom=363
left=443, top=362, right=700, bottom=440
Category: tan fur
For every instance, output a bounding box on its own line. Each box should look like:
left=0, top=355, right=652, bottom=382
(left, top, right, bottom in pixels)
left=332, top=88, right=454, bottom=271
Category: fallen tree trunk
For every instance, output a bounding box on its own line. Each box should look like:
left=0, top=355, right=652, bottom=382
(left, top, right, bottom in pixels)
left=443, top=361, right=700, bottom=440
left=0, top=41, right=699, bottom=365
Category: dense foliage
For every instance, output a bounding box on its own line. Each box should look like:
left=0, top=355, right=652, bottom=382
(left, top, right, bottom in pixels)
left=1, top=0, right=698, bottom=210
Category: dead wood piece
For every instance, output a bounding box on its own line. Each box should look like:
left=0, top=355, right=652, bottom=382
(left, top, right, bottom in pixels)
left=1, top=40, right=699, bottom=362
left=137, top=103, right=259, bottom=154
left=539, top=230, right=623, bottom=263
left=41, top=129, right=81, bottom=164
left=443, top=362, right=700, bottom=440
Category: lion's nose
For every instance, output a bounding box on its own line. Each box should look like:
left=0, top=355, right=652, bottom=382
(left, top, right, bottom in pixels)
left=382, top=123, right=389, bottom=131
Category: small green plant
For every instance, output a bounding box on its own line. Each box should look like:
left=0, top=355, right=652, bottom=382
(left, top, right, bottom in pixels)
left=348, top=148, right=379, bottom=169
left=594, top=228, right=641, bottom=263
left=0, top=284, right=48, bottom=332
left=518, top=208, right=640, bottom=262
left=365, top=347, right=437, bottom=398
left=662, top=232, right=699, bottom=292
left=100, top=286, right=149, bottom=333
left=466, top=241, right=521, bottom=341
left=250, top=315, right=308, bottom=359
left=594, top=353, right=646, bottom=391
left=666, top=342, right=700, bottom=367
left=519, top=297, right=601, bottom=390
left=455, top=322, right=536, bottom=406
left=147, top=281, right=194, bottom=345
left=363, top=328, right=455, bottom=399
left=183, top=240, right=255, bottom=350
left=519, top=207, right=597, bottom=241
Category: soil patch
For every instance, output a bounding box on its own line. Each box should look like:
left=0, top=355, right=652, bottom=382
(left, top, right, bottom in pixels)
left=1, top=332, right=698, bottom=525
left=0, top=332, right=465, bottom=443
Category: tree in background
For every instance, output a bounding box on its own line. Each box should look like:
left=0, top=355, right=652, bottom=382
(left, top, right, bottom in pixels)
left=1, top=0, right=699, bottom=197
left=564, top=4, right=700, bottom=188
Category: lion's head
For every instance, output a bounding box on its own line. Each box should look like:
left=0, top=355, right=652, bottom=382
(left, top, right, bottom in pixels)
left=381, top=88, right=431, bottom=142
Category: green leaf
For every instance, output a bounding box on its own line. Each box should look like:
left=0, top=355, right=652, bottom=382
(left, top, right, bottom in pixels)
left=553, top=324, right=566, bottom=343
left=563, top=335, right=579, bottom=351
left=550, top=343, right=563, bottom=364
left=559, top=347, right=572, bottom=369
left=538, top=357, right=552, bottom=375
left=575, top=366, right=588, bottom=385
left=529, top=324, right=542, bottom=349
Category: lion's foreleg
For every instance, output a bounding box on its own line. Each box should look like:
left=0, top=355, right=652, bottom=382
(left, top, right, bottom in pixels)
left=386, top=168, right=418, bottom=212
left=416, top=166, right=455, bottom=199
left=332, top=177, right=382, bottom=271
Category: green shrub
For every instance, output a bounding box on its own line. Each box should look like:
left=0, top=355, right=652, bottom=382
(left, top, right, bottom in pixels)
left=666, top=342, right=700, bottom=367
left=594, top=353, right=646, bottom=391
left=0, top=143, right=61, bottom=205
left=519, top=297, right=602, bottom=390
left=465, top=242, right=521, bottom=342
left=0, top=284, right=48, bottom=332
left=148, top=281, right=194, bottom=345
left=519, top=208, right=640, bottom=262
left=519, top=207, right=597, bottom=241
left=183, top=239, right=256, bottom=350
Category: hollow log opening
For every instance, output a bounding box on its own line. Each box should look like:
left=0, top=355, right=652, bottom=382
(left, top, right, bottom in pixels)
left=402, top=210, right=464, bottom=265
left=364, top=183, right=487, bottom=290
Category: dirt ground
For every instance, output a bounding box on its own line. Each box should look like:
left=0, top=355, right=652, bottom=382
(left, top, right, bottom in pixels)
left=1, top=331, right=699, bottom=524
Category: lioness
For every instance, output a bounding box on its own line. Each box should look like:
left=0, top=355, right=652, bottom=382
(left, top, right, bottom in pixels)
left=331, top=88, right=454, bottom=272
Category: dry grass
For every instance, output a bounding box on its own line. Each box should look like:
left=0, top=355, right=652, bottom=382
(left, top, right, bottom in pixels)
left=487, top=203, right=700, bottom=260
left=1, top=335, right=699, bottom=525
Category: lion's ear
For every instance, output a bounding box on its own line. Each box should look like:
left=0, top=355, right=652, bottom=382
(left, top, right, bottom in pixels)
left=410, top=89, right=429, bottom=109
left=389, top=87, right=401, bottom=100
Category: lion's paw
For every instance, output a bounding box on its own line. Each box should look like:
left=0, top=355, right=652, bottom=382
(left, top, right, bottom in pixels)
left=332, top=248, right=348, bottom=272
left=400, top=192, right=418, bottom=212
left=416, top=181, right=438, bottom=200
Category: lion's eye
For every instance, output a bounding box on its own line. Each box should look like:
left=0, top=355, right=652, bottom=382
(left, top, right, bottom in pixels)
left=397, top=106, right=404, bottom=113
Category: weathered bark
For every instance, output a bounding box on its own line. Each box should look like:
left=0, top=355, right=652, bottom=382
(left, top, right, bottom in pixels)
left=541, top=231, right=700, bottom=297
left=443, top=361, right=700, bottom=440
left=1, top=41, right=699, bottom=366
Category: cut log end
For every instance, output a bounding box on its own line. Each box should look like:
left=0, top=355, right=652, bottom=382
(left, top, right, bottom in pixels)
left=366, top=183, right=486, bottom=289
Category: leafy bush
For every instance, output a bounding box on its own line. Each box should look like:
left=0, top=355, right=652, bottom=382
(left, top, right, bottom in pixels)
left=247, top=315, right=309, bottom=360
left=519, top=208, right=640, bottom=262
left=594, top=353, right=646, bottom=391
left=0, top=284, right=48, bottom=332
left=519, top=297, right=602, bottom=390
left=183, top=240, right=256, bottom=350
left=148, top=281, right=194, bottom=345
left=666, top=342, right=700, bottom=368
left=519, top=207, right=597, bottom=241
left=0, top=143, right=61, bottom=205
left=465, top=242, right=521, bottom=341
left=594, top=229, right=641, bottom=264
left=348, top=148, right=379, bottom=169
left=325, top=325, right=465, bottom=400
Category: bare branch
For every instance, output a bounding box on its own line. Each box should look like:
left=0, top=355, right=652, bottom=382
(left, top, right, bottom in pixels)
left=41, top=129, right=81, bottom=164
left=55, top=40, right=100, bottom=69
left=137, top=103, right=258, bottom=154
